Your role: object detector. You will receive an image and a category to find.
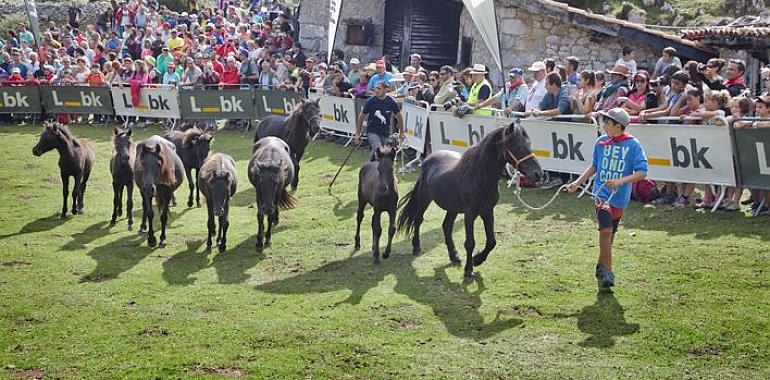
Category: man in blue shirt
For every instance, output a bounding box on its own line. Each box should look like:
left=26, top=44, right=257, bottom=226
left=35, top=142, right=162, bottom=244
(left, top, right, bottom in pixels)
left=367, top=60, right=394, bottom=95
left=567, top=108, right=648, bottom=288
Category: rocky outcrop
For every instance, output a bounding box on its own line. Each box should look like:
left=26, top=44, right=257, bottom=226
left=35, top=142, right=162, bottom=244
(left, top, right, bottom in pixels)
left=0, top=0, right=112, bottom=26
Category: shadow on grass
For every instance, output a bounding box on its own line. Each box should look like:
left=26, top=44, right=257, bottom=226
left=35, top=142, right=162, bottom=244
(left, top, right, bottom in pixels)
left=211, top=238, right=267, bottom=284
left=329, top=192, right=357, bottom=221
left=61, top=221, right=111, bottom=251
left=554, top=290, right=640, bottom=349
left=256, top=227, right=522, bottom=341
left=80, top=233, right=150, bottom=282
left=161, top=240, right=209, bottom=286
left=0, top=214, right=69, bottom=239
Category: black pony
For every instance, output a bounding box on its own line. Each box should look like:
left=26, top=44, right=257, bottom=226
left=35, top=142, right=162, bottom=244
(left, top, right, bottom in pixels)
left=163, top=128, right=213, bottom=207
left=32, top=121, right=95, bottom=219
left=248, top=137, right=297, bottom=249
left=199, top=153, right=238, bottom=253
left=110, top=128, right=136, bottom=229
left=255, top=99, right=321, bottom=190
left=397, top=122, right=544, bottom=282
left=134, top=136, right=185, bottom=248
left=355, top=146, right=398, bottom=264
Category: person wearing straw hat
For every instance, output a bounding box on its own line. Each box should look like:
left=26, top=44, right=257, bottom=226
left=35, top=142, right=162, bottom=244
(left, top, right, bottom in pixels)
left=466, top=63, right=492, bottom=115
left=567, top=107, right=648, bottom=289
left=596, top=63, right=631, bottom=111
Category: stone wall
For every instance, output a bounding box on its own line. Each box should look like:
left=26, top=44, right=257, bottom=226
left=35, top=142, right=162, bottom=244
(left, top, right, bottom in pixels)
left=297, top=0, right=385, bottom=63
left=459, top=4, right=658, bottom=86
left=0, top=1, right=112, bottom=26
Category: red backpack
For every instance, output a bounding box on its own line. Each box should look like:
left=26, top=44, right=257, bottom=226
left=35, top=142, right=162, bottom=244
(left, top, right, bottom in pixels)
left=632, top=179, right=659, bottom=202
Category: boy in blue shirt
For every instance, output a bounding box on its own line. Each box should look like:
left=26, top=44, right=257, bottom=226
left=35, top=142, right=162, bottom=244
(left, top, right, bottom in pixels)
left=567, top=108, right=648, bottom=288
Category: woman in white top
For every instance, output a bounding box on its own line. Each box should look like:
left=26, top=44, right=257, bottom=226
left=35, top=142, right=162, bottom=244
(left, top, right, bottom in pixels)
left=616, top=47, right=637, bottom=75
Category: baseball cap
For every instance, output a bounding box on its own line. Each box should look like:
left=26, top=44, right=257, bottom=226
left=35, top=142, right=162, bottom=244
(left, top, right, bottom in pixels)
left=508, top=68, right=523, bottom=77
left=528, top=61, right=546, bottom=72
left=349, top=58, right=360, bottom=65
left=410, top=53, right=422, bottom=60
left=598, top=108, right=631, bottom=128
left=755, top=93, right=770, bottom=105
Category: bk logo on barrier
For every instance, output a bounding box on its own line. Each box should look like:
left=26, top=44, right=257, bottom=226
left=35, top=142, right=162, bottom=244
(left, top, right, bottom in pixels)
left=438, top=121, right=489, bottom=148
left=52, top=90, right=104, bottom=107
left=1, top=91, right=30, bottom=108
left=260, top=94, right=300, bottom=115
left=648, top=138, right=712, bottom=169
left=120, top=93, right=170, bottom=110
left=191, top=95, right=244, bottom=113
left=551, top=133, right=585, bottom=161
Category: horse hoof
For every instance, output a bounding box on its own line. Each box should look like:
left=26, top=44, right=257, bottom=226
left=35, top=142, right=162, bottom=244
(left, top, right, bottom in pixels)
left=196, top=202, right=201, bottom=208
left=450, top=255, right=462, bottom=265
left=147, top=238, right=157, bottom=248
left=187, top=200, right=193, bottom=208
left=255, top=241, right=263, bottom=250
left=463, top=273, right=475, bottom=284
left=373, top=257, right=381, bottom=265
left=127, top=224, right=133, bottom=231
left=472, top=254, right=487, bottom=266
left=158, top=240, right=166, bottom=248
left=412, top=247, right=422, bottom=256
left=59, top=213, right=67, bottom=220
left=264, top=241, right=272, bottom=247
left=383, top=250, right=391, bottom=259
left=109, top=220, right=117, bottom=227
left=218, top=245, right=226, bottom=253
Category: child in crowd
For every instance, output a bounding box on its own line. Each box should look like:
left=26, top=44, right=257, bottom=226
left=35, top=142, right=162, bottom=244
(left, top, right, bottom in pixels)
left=753, top=94, right=770, bottom=128
left=568, top=108, right=648, bottom=288
left=693, top=89, right=730, bottom=127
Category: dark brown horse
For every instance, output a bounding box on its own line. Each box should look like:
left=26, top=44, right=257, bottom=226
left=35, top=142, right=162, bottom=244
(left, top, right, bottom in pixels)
left=134, top=136, right=185, bottom=248
left=110, top=128, right=136, bottom=229
left=248, top=137, right=296, bottom=250
left=355, top=146, right=398, bottom=264
left=163, top=128, right=213, bottom=208
left=255, top=99, right=320, bottom=190
left=397, top=122, right=544, bottom=282
left=199, top=153, right=238, bottom=253
left=32, top=121, right=95, bottom=219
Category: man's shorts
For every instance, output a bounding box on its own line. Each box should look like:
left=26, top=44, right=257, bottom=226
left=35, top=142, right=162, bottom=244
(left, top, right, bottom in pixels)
left=596, top=203, right=624, bottom=234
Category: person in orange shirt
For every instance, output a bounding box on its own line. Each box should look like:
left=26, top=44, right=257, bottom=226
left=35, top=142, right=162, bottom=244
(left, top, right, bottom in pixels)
left=85, top=64, right=106, bottom=124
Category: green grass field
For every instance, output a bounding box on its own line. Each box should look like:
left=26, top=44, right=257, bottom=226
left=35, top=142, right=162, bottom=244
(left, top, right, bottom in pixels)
left=0, top=123, right=768, bottom=379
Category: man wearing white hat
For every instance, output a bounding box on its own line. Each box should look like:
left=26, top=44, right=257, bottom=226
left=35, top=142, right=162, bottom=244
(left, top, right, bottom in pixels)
left=348, top=58, right=361, bottom=87
left=466, top=63, right=492, bottom=115
left=525, top=61, right=548, bottom=112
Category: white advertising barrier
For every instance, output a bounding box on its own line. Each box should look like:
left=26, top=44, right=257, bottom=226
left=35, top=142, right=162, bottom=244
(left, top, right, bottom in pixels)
left=402, top=102, right=429, bottom=154
left=627, top=123, right=737, bottom=186
left=310, top=92, right=357, bottom=135
left=519, top=119, right=600, bottom=174
left=428, top=110, right=508, bottom=154
left=111, top=87, right=181, bottom=119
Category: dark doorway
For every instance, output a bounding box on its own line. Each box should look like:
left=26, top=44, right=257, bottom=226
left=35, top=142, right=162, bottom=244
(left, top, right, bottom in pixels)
left=383, top=0, right=462, bottom=71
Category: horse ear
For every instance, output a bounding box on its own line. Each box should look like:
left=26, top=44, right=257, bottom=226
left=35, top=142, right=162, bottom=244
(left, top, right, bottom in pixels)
left=155, top=144, right=162, bottom=154
left=113, top=127, right=119, bottom=135
left=126, top=129, right=133, bottom=137
left=374, top=147, right=383, bottom=159
left=224, top=171, right=230, bottom=179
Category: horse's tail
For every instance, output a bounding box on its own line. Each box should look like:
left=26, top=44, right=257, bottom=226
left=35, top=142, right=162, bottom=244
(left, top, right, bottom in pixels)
left=397, top=174, right=427, bottom=238
left=277, top=188, right=297, bottom=210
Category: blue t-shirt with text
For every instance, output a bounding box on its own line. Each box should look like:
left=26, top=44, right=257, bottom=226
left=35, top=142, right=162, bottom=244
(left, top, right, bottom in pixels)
left=591, top=135, right=648, bottom=209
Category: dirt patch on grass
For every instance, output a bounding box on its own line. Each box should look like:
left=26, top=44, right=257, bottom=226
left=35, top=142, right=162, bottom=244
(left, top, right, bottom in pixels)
left=188, top=365, right=248, bottom=377
left=691, top=346, right=721, bottom=356
left=500, top=305, right=542, bottom=318
left=12, top=369, right=45, bottom=379
left=139, top=326, right=170, bottom=337
left=1, top=261, right=32, bottom=267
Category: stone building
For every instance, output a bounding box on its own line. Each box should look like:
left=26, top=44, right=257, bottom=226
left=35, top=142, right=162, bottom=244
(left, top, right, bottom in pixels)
left=298, top=0, right=714, bottom=84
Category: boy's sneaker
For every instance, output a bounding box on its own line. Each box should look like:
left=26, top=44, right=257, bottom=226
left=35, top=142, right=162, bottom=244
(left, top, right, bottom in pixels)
left=672, top=196, right=690, bottom=209
left=722, top=200, right=740, bottom=212
left=595, top=263, right=615, bottom=288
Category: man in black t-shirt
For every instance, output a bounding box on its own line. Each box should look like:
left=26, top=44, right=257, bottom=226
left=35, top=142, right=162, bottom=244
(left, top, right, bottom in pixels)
left=355, top=82, right=404, bottom=153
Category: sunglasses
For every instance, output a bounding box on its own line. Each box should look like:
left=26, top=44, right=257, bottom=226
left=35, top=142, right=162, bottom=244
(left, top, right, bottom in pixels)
left=634, top=78, right=647, bottom=83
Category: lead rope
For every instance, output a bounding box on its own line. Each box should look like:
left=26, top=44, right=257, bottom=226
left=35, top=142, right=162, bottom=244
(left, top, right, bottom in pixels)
left=506, top=165, right=617, bottom=211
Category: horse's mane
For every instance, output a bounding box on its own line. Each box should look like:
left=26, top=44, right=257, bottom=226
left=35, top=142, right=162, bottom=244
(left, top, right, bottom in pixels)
left=285, top=101, right=318, bottom=144
left=181, top=127, right=205, bottom=148
left=199, top=154, right=234, bottom=184
left=454, top=127, right=506, bottom=180
left=54, top=123, right=82, bottom=148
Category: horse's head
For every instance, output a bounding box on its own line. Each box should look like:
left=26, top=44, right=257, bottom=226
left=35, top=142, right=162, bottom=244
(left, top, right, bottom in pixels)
left=138, top=142, right=164, bottom=197
left=257, top=165, right=282, bottom=216
left=209, top=171, right=232, bottom=217
left=300, top=99, right=321, bottom=135
left=32, top=122, right=64, bottom=156
left=192, top=133, right=213, bottom=167
left=113, top=127, right=133, bottom=163
left=501, top=121, right=543, bottom=185
left=374, top=146, right=397, bottom=195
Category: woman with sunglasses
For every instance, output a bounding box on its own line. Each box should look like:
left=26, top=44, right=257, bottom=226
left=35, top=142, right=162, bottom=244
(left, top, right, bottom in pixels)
left=702, top=58, right=726, bottom=91
left=618, top=71, right=656, bottom=117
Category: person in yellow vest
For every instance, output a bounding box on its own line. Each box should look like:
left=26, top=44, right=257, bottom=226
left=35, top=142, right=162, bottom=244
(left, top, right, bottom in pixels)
left=467, top=64, right=493, bottom=116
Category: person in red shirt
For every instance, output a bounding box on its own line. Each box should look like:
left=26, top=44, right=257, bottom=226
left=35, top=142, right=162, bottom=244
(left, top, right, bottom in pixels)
left=220, top=56, right=239, bottom=88
left=211, top=53, right=225, bottom=78
left=217, top=37, right=237, bottom=59
left=4, top=68, right=26, bottom=86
